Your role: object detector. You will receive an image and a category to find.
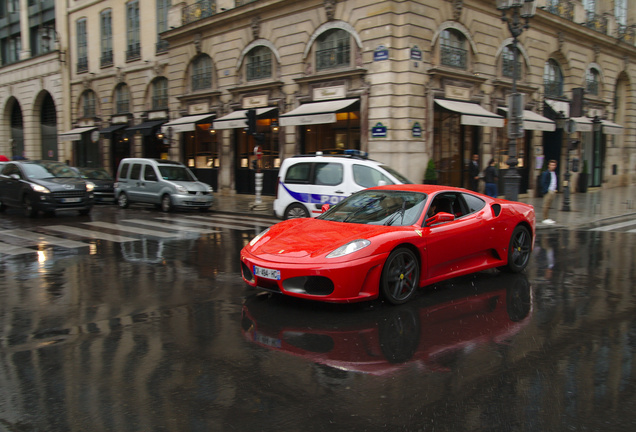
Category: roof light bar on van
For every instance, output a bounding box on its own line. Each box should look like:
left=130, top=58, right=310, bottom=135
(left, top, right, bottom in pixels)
left=344, top=149, right=368, bottom=159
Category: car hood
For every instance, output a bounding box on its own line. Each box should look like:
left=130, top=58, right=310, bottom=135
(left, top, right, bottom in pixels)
left=249, top=218, right=393, bottom=261
left=171, top=181, right=210, bottom=192
left=32, top=177, right=87, bottom=191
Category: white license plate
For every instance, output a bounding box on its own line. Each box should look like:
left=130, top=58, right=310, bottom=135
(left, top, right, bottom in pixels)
left=253, top=265, right=280, bottom=280
left=62, top=197, right=82, bottom=203
left=253, top=331, right=281, bottom=348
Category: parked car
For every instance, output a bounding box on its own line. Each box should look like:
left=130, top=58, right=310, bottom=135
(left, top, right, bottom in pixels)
left=274, top=150, right=412, bottom=219
left=241, top=184, right=535, bottom=305
left=71, top=167, right=115, bottom=204
left=0, top=160, right=94, bottom=217
left=114, top=158, right=213, bottom=212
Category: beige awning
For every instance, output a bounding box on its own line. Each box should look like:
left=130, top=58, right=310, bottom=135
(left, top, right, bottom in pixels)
left=435, top=100, right=504, bottom=127
left=161, top=114, right=215, bottom=134
left=499, top=108, right=556, bottom=132
left=601, top=119, right=623, bottom=135
left=59, top=127, right=97, bottom=142
left=213, top=107, right=277, bottom=130
left=279, top=99, right=359, bottom=126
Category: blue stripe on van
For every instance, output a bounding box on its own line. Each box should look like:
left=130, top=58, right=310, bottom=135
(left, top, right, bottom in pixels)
left=281, top=183, right=346, bottom=205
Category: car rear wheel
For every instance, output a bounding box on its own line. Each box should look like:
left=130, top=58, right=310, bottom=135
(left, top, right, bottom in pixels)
left=502, top=225, right=532, bottom=273
left=161, top=194, right=173, bottom=212
left=117, top=192, right=130, bottom=209
left=285, top=203, right=309, bottom=219
left=23, top=195, right=38, bottom=218
left=380, top=247, right=420, bottom=305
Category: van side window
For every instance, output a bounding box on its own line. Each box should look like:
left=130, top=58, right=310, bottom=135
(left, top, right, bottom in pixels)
left=353, top=164, right=393, bottom=188
left=284, top=162, right=312, bottom=184
left=314, top=162, right=343, bottom=186
left=144, top=165, right=158, bottom=181
left=130, top=163, right=142, bottom=181
left=119, top=163, right=130, bottom=179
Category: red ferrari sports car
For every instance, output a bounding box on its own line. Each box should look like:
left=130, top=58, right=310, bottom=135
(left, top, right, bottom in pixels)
left=240, top=184, right=535, bottom=304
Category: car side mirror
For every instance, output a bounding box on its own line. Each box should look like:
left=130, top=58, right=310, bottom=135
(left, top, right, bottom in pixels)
left=10, top=174, right=20, bottom=180
left=377, top=180, right=386, bottom=186
left=321, top=203, right=330, bottom=213
left=426, top=212, right=454, bottom=226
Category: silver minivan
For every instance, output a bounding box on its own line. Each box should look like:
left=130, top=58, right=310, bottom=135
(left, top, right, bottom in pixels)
left=114, top=158, right=213, bottom=212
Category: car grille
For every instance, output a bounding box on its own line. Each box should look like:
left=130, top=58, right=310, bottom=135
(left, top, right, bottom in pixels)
left=188, top=191, right=211, bottom=195
left=51, top=190, right=86, bottom=199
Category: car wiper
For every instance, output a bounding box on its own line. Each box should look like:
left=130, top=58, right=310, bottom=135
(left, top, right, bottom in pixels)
left=384, top=200, right=406, bottom=226
left=343, top=196, right=385, bottom=223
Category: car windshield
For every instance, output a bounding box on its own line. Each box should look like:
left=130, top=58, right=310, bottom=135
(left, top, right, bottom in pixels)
left=379, top=165, right=413, bottom=184
left=158, top=166, right=196, bottom=182
left=319, top=190, right=427, bottom=226
left=77, top=168, right=113, bottom=180
left=23, top=162, right=80, bottom=179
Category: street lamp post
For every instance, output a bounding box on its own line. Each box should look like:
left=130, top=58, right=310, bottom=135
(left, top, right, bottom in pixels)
left=496, top=0, right=537, bottom=202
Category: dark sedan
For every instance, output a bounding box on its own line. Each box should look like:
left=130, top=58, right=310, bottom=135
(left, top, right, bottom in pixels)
left=71, top=167, right=115, bottom=204
left=0, top=160, right=94, bottom=217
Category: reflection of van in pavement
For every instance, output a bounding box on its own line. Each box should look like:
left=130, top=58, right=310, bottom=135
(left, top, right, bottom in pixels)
left=114, top=158, right=213, bottom=212
left=274, top=151, right=412, bottom=219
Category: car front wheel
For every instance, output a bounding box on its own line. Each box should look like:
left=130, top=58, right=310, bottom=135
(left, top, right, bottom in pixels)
left=117, top=192, right=130, bottom=209
left=161, top=194, right=173, bottom=212
left=502, top=225, right=532, bottom=273
left=284, top=203, right=309, bottom=219
left=380, top=247, right=420, bottom=305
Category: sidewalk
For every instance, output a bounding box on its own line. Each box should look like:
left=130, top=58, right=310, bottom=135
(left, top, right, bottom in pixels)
left=211, top=185, right=636, bottom=229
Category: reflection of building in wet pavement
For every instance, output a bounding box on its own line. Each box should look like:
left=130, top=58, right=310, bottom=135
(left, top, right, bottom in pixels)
left=0, top=229, right=635, bottom=429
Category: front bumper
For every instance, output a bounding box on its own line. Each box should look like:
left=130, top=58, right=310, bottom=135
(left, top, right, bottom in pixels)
left=33, top=192, right=94, bottom=212
left=171, top=193, right=213, bottom=208
left=240, top=249, right=389, bottom=303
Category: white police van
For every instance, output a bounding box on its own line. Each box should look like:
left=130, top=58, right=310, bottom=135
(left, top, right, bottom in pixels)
left=274, top=150, right=412, bottom=219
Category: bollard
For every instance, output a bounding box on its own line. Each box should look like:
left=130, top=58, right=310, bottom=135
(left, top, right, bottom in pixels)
left=254, top=171, right=263, bottom=205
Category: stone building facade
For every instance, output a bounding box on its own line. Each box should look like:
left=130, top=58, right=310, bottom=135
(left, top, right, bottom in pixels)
left=3, top=0, right=635, bottom=197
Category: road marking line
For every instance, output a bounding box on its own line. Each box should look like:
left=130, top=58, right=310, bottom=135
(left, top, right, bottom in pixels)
left=83, top=221, right=178, bottom=238
left=155, top=217, right=273, bottom=231
left=1, top=229, right=89, bottom=249
left=44, top=225, right=138, bottom=243
left=590, top=219, right=636, bottom=232
left=121, top=219, right=219, bottom=234
left=0, top=243, right=36, bottom=256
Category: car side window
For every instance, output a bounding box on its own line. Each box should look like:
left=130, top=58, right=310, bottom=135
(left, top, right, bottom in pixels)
left=284, top=162, right=312, bottom=184
left=144, top=165, right=158, bottom=181
left=119, top=163, right=130, bottom=179
left=129, top=163, right=142, bottom=181
left=461, top=193, right=486, bottom=215
left=314, top=162, right=343, bottom=186
left=353, top=164, right=393, bottom=188
left=3, top=164, right=19, bottom=177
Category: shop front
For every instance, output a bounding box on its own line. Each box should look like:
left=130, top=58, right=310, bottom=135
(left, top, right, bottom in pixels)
left=59, top=126, right=99, bottom=167
left=124, top=119, right=168, bottom=160
left=214, top=107, right=279, bottom=195
left=99, top=116, right=130, bottom=174
left=279, top=98, right=361, bottom=155
left=433, top=99, right=504, bottom=189
left=161, top=113, right=218, bottom=191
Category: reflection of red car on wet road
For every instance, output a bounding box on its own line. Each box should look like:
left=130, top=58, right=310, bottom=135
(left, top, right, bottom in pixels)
left=241, top=185, right=535, bottom=304
left=241, top=273, right=532, bottom=375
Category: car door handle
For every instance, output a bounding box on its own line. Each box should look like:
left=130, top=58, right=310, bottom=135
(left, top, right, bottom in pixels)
left=335, top=190, right=344, bottom=194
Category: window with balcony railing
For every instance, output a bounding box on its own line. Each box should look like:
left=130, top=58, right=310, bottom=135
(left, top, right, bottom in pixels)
left=544, top=59, right=563, bottom=98
left=182, top=0, right=216, bottom=25
left=77, top=18, right=88, bottom=73
left=127, top=1, right=140, bottom=61
left=152, top=78, right=168, bottom=110
left=316, top=29, right=350, bottom=71
left=115, top=84, right=130, bottom=114
left=585, top=11, right=608, bottom=34
left=545, top=0, right=574, bottom=21
left=586, top=69, right=599, bottom=96
left=441, top=29, right=467, bottom=70
left=101, top=10, right=113, bottom=67
left=247, top=46, right=272, bottom=81
left=126, top=43, right=141, bottom=61
left=157, top=0, right=170, bottom=54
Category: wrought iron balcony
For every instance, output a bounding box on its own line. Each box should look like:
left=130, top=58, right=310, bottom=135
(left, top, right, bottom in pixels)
left=545, top=0, right=574, bottom=21
left=100, top=50, right=113, bottom=68
left=182, top=1, right=216, bottom=25
left=77, top=57, right=88, bottom=73
left=584, top=11, right=608, bottom=34
left=156, top=39, right=169, bottom=54
left=126, top=43, right=141, bottom=61
left=235, top=0, right=258, bottom=6
left=618, top=25, right=635, bottom=43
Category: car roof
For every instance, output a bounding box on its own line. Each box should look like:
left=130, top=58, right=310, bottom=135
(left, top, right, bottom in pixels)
left=368, top=184, right=479, bottom=195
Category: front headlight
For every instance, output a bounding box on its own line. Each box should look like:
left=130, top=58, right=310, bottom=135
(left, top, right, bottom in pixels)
left=31, top=184, right=50, bottom=194
left=175, top=185, right=188, bottom=194
left=85, top=182, right=95, bottom=192
left=207, top=185, right=214, bottom=193
left=326, top=239, right=371, bottom=258
left=249, top=228, right=270, bottom=247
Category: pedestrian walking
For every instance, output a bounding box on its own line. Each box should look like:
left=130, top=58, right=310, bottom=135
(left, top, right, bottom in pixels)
left=483, top=159, right=498, bottom=198
left=468, top=154, right=480, bottom=192
left=540, top=159, right=558, bottom=224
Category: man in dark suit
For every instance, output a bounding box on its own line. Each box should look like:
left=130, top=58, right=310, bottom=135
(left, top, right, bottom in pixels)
left=468, top=154, right=480, bottom=192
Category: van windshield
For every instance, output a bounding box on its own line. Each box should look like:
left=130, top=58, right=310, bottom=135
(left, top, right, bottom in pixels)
left=158, top=166, right=196, bottom=182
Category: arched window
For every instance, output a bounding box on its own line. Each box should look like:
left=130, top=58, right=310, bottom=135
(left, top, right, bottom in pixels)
left=82, top=90, right=96, bottom=118
left=441, top=29, right=467, bottom=69
left=115, top=84, right=130, bottom=114
left=544, top=59, right=563, bottom=98
left=191, top=55, right=212, bottom=91
left=586, top=68, right=600, bottom=96
left=152, top=78, right=168, bottom=110
left=247, top=46, right=272, bottom=81
left=502, top=45, right=521, bottom=79
left=316, top=29, right=350, bottom=70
